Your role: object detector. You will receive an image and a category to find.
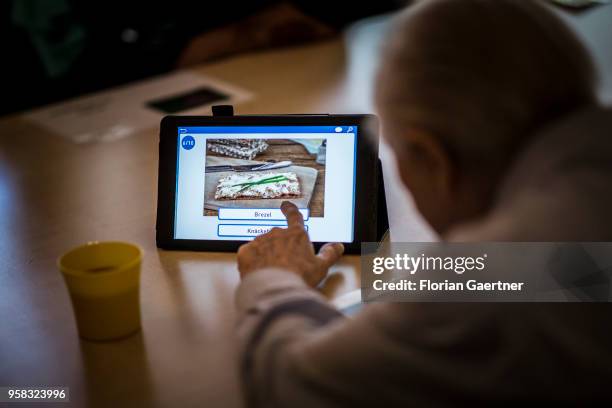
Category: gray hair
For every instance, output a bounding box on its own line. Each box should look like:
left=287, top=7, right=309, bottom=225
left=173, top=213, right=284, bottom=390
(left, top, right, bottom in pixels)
left=375, top=0, right=598, bottom=170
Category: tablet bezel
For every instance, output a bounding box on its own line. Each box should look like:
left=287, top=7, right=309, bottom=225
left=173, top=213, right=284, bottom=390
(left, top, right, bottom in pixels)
left=156, top=114, right=379, bottom=254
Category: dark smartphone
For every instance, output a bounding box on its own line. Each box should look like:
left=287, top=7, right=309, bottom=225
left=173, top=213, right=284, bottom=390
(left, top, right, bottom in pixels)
left=147, top=87, right=230, bottom=114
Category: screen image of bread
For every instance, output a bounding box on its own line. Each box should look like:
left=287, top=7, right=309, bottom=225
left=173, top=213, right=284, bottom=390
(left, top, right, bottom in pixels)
left=214, top=172, right=301, bottom=200
left=204, top=138, right=325, bottom=217
left=206, top=139, right=268, bottom=160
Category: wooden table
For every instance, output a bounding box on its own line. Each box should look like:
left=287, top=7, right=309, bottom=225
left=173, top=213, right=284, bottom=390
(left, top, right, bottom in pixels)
left=0, top=26, right=379, bottom=408
left=1, top=7, right=611, bottom=407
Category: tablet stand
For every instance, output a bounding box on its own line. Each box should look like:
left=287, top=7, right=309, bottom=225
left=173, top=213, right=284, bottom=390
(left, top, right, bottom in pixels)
left=376, top=158, right=390, bottom=243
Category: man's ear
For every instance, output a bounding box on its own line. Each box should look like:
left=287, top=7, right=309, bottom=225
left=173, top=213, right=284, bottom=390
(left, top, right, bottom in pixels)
left=399, top=130, right=455, bottom=198
left=394, top=129, right=458, bottom=233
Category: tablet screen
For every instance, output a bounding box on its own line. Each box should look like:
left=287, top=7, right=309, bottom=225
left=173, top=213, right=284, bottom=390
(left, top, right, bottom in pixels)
left=173, top=125, right=357, bottom=242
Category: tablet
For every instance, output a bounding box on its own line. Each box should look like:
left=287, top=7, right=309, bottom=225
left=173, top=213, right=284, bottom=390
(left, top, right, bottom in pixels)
left=156, top=114, right=380, bottom=253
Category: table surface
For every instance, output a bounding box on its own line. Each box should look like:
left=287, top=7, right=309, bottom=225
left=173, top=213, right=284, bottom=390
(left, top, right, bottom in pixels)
left=1, top=7, right=611, bottom=407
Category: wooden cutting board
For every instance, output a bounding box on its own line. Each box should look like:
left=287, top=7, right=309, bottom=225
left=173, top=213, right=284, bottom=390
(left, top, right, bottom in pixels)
left=204, top=156, right=319, bottom=213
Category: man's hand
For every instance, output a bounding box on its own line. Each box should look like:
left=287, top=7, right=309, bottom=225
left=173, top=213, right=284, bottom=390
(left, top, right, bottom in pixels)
left=237, top=201, right=344, bottom=287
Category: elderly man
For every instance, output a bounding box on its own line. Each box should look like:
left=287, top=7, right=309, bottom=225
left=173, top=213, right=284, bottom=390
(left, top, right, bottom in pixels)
left=235, top=0, right=612, bottom=406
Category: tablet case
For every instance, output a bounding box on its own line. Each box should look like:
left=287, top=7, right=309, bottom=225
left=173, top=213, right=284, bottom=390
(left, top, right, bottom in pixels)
left=376, top=158, right=389, bottom=242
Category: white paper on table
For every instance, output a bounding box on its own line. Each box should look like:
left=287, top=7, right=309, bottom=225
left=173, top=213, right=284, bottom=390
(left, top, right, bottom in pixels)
left=22, top=70, right=252, bottom=144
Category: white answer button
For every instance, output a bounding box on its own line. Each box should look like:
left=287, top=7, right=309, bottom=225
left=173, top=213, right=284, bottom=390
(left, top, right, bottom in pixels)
left=218, top=224, right=308, bottom=238
left=218, top=208, right=309, bottom=221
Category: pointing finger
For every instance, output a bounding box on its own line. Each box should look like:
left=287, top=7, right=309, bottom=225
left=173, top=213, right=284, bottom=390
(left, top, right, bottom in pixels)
left=281, top=201, right=304, bottom=228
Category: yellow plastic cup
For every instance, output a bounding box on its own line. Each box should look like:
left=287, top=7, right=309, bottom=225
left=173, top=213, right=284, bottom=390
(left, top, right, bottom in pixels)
left=58, top=241, right=143, bottom=341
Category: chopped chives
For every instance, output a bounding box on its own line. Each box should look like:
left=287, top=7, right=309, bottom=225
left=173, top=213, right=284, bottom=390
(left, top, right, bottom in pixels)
left=231, top=175, right=289, bottom=192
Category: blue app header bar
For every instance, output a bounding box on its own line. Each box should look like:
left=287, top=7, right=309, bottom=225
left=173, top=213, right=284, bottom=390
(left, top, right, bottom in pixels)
left=179, top=125, right=357, bottom=134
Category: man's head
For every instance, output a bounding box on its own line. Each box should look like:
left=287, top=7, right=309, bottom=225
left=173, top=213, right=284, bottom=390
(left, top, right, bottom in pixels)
left=375, top=0, right=597, bottom=234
